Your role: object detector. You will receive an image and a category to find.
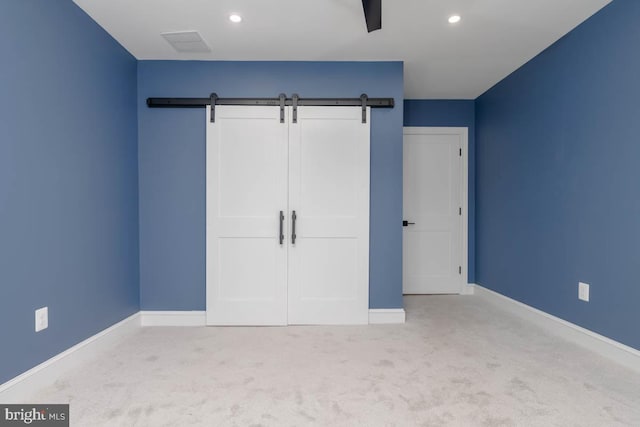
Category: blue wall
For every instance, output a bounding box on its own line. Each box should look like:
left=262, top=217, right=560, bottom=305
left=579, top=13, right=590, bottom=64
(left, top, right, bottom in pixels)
left=404, top=100, right=476, bottom=282
left=476, top=0, right=640, bottom=350
left=0, top=1, right=139, bottom=383
left=138, top=61, right=404, bottom=310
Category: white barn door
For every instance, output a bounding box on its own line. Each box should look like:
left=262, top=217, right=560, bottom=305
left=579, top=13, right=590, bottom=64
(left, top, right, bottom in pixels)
left=206, top=105, right=370, bottom=325
left=206, top=106, right=288, bottom=325
left=288, top=107, right=370, bottom=325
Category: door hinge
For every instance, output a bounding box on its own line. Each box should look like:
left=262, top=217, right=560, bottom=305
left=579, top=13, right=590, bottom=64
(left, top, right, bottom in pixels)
left=459, top=266, right=462, bottom=275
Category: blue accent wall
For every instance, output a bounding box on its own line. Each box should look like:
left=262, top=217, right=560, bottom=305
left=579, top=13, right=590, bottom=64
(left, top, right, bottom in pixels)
left=138, top=61, right=404, bottom=310
left=0, top=1, right=139, bottom=383
left=404, top=100, right=476, bottom=282
left=475, top=0, right=640, bottom=350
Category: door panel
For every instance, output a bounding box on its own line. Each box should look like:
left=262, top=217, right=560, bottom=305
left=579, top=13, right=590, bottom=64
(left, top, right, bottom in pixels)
left=218, top=118, right=288, bottom=218
left=404, top=231, right=452, bottom=278
left=218, top=238, right=279, bottom=300
left=206, top=106, right=288, bottom=325
left=288, top=107, right=370, bottom=325
left=297, top=238, right=358, bottom=300
left=298, top=121, right=359, bottom=217
left=403, top=130, right=462, bottom=294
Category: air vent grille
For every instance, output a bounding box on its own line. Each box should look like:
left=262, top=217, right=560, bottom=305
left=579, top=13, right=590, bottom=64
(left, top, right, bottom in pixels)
left=161, top=31, right=210, bottom=53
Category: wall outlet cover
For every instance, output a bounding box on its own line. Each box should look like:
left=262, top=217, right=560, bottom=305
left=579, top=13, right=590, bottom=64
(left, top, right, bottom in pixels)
left=35, top=307, right=48, bottom=332
left=578, top=282, right=590, bottom=302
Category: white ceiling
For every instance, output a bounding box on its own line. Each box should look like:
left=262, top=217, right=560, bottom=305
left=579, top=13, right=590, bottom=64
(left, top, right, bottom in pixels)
left=73, top=0, right=612, bottom=99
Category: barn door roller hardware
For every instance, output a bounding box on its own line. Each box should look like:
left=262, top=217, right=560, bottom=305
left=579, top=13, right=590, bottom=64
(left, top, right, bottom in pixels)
left=147, top=93, right=394, bottom=124
left=291, top=93, right=299, bottom=124
left=279, top=93, right=286, bottom=124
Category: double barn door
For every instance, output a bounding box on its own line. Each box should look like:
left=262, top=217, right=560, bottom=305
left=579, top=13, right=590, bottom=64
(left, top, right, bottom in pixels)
left=206, top=105, right=370, bottom=325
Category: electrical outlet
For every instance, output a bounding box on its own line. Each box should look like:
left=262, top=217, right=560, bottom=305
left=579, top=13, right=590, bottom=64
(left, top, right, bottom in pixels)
left=35, top=307, right=48, bottom=332
left=578, top=282, right=590, bottom=302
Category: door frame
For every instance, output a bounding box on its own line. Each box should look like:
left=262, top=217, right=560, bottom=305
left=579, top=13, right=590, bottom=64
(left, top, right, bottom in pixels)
left=402, top=127, right=469, bottom=294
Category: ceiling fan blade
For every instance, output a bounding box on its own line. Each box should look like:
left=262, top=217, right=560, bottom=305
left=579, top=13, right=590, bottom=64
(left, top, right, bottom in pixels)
left=362, top=0, right=382, bottom=33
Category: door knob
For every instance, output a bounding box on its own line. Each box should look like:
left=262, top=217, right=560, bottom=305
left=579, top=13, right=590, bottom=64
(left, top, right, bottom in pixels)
left=402, top=220, right=415, bottom=227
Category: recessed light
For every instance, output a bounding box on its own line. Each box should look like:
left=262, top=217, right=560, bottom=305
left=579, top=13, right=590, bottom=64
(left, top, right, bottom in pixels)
left=229, top=14, right=242, bottom=23
left=448, top=15, right=461, bottom=24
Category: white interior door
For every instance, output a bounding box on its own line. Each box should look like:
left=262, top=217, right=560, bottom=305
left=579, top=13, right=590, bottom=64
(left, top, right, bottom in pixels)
left=206, top=106, right=288, bottom=325
left=287, top=107, right=370, bottom=324
left=403, top=127, right=467, bottom=294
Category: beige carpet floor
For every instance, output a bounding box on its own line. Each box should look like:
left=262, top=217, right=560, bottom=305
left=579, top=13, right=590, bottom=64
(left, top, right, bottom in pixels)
left=28, top=295, right=640, bottom=426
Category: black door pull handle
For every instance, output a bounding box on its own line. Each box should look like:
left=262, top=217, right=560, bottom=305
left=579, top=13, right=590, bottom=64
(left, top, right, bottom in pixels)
left=292, top=210, right=297, bottom=244
left=279, top=211, right=284, bottom=245
left=403, top=220, right=415, bottom=227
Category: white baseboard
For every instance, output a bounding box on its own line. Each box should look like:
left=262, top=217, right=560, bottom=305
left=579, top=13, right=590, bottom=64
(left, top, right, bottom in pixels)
left=140, top=311, right=206, bottom=327
left=461, top=283, right=476, bottom=295
left=369, top=309, right=406, bottom=324
left=142, top=310, right=406, bottom=326
left=0, top=312, right=141, bottom=403
left=474, top=285, right=640, bottom=373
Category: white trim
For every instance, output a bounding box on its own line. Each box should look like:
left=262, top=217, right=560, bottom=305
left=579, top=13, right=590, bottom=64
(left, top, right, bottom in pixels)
left=460, top=129, right=469, bottom=290
left=140, top=311, right=206, bottom=327
left=369, top=309, right=406, bottom=324
left=402, top=127, right=469, bottom=294
left=0, top=313, right=141, bottom=403
left=474, top=285, right=640, bottom=373
left=461, top=283, right=476, bottom=295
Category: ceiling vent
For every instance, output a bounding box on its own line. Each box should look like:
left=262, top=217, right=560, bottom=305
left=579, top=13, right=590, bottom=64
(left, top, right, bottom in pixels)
left=161, top=31, right=211, bottom=53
